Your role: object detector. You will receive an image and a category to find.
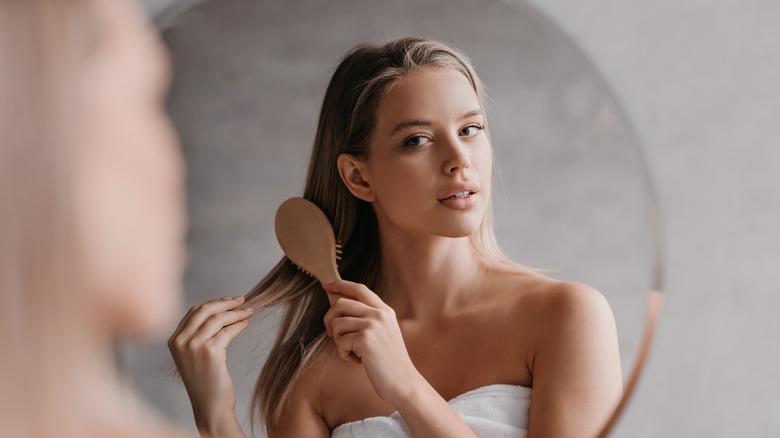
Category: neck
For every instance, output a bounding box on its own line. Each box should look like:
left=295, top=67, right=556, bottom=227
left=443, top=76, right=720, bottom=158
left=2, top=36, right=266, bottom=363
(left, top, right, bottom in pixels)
left=376, top=225, right=486, bottom=321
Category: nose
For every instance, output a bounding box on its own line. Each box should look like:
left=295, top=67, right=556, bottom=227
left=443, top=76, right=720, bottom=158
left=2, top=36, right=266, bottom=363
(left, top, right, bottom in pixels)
left=441, top=135, right=471, bottom=175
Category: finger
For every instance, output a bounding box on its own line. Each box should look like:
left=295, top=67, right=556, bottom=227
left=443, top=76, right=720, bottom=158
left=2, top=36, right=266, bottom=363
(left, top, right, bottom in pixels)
left=323, top=280, right=384, bottom=308
left=324, top=291, right=349, bottom=304
left=330, top=316, right=369, bottom=337
left=192, top=308, right=255, bottom=341
left=332, top=333, right=364, bottom=364
left=177, top=296, right=241, bottom=329
left=177, top=296, right=247, bottom=340
left=323, top=298, right=375, bottom=335
left=345, top=353, right=361, bottom=364
left=332, top=332, right=362, bottom=362
left=210, top=318, right=252, bottom=349
left=169, top=296, right=236, bottom=343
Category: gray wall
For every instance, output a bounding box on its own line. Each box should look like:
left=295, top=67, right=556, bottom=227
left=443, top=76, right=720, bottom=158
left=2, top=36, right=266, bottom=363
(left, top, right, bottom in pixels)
left=137, top=0, right=780, bottom=436
left=529, top=1, right=780, bottom=436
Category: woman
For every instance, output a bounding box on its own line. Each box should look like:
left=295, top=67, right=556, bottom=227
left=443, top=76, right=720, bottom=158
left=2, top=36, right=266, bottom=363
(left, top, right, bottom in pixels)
left=0, top=0, right=187, bottom=436
left=170, top=37, right=622, bottom=437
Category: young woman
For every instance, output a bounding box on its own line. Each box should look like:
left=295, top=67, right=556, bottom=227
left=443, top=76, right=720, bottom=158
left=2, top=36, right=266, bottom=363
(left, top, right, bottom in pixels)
left=0, top=0, right=187, bottom=436
left=170, top=37, right=622, bottom=437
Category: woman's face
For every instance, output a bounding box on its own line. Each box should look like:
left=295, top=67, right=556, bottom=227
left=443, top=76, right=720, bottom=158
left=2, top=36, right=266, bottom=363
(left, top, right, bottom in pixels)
left=363, top=67, right=492, bottom=239
left=73, top=0, right=185, bottom=336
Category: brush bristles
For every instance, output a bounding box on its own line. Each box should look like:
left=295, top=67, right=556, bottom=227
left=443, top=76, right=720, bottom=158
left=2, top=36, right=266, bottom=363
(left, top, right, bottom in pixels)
left=292, top=261, right=314, bottom=278
left=286, top=242, right=342, bottom=280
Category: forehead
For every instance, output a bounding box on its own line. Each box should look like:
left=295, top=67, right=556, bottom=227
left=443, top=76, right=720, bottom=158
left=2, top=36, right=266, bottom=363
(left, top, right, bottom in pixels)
left=375, top=67, right=481, bottom=124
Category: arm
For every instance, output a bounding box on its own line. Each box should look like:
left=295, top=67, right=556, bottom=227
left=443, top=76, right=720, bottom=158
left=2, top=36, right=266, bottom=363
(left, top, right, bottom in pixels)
left=168, top=296, right=254, bottom=438
left=389, top=376, right=479, bottom=438
left=322, top=280, right=478, bottom=438
left=526, top=283, right=623, bottom=438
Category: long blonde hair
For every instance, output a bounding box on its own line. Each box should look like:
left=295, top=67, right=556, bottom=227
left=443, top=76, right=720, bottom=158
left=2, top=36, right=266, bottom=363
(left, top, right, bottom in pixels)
left=247, top=36, right=518, bottom=431
left=0, top=0, right=98, bottom=434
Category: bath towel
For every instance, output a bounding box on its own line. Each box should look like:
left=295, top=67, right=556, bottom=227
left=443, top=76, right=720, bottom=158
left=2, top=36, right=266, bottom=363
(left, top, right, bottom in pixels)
left=331, top=384, right=531, bottom=437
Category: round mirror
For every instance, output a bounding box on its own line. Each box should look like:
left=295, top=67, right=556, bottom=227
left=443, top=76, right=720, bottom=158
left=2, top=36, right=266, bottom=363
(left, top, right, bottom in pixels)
left=124, top=0, right=663, bottom=434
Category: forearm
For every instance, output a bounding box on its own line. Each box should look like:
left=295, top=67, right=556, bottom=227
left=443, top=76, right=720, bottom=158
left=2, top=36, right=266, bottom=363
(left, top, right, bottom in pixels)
left=393, top=376, right=477, bottom=438
left=195, top=411, right=245, bottom=438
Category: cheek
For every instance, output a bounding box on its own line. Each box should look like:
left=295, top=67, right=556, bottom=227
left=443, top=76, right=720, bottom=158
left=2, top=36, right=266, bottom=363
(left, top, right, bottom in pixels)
left=371, top=157, right=435, bottom=205
left=476, top=143, right=493, bottom=188
left=74, top=85, right=185, bottom=336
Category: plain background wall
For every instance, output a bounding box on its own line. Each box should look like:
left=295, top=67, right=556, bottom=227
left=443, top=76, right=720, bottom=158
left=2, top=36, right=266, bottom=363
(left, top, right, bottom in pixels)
left=139, top=0, right=780, bottom=436
left=526, top=1, right=780, bottom=436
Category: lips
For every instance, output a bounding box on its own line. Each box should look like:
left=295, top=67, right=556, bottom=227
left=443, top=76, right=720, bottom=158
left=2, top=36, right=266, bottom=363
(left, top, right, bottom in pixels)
left=437, top=182, right=479, bottom=201
left=441, top=191, right=471, bottom=201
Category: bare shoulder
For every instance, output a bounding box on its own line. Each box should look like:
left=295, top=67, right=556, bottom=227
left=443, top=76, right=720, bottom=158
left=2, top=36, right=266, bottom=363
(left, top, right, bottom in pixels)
left=266, top=341, right=331, bottom=437
left=533, top=278, right=614, bottom=326
left=497, top=271, right=615, bottom=336
left=486, top=269, right=618, bottom=368
left=502, top=274, right=622, bottom=436
left=273, top=338, right=390, bottom=431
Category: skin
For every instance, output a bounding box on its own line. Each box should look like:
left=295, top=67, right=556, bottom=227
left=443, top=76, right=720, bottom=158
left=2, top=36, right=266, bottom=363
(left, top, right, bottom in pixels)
left=33, top=0, right=187, bottom=436
left=172, top=67, right=622, bottom=437
left=75, top=0, right=184, bottom=337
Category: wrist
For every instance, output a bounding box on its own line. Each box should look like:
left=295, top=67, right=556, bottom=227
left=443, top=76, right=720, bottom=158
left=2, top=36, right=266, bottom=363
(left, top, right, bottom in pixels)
left=195, top=412, right=244, bottom=438
left=388, top=372, right=435, bottom=411
left=388, top=376, right=478, bottom=438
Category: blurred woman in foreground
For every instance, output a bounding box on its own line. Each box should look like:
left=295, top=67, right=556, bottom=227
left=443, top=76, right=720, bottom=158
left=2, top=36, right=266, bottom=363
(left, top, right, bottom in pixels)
left=0, top=0, right=188, bottom=436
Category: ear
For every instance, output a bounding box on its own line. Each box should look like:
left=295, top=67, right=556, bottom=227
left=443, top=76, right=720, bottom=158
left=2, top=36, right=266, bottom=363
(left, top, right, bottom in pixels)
left=337, top=153, right=375, bottom=202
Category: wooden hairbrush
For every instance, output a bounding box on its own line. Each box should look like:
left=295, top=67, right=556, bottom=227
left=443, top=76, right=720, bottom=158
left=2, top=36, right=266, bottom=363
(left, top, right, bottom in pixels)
left=274, top=197, right=342, bottom=305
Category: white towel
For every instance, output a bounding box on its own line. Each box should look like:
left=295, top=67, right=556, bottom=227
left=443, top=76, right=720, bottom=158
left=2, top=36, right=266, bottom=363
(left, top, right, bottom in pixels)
left=331, top=384, right=531, bottom=438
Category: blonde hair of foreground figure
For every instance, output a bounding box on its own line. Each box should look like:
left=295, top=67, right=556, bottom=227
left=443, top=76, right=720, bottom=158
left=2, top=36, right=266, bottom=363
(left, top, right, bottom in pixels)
left=0, top=0, right=186, bottom=436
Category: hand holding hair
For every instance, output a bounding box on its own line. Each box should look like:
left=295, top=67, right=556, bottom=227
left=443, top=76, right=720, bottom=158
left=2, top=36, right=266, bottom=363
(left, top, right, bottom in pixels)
left=168, top=296, right=254, bottom=438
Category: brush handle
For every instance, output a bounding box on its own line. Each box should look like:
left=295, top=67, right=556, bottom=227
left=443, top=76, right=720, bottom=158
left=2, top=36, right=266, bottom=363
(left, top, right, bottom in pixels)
left=274, top=197, right=343, bottom=306
left=322, top=271, right=341, bottom=306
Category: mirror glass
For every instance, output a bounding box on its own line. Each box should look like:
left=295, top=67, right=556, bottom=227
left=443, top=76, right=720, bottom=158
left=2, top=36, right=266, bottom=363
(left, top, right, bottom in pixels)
left=123, top=0, right=662, bottom=432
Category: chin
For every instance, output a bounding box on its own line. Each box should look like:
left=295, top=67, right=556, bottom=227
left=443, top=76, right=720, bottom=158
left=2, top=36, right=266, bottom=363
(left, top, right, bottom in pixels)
left=440, top=228, right=479, bottom=239
left=434, top=207, right=486, bottom=237
left=436, top=218, right=483, bottom=238
left=120, top=286, right=181, bottom=338
left=130, top=235, right=185, bottom=336
left=114, top=260, right=183, bottom=338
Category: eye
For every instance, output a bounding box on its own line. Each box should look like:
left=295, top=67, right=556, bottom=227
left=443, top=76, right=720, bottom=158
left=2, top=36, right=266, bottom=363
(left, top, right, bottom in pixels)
left=459, top=124, right=483, bottom=137
left=403, top=135, right=432, bottom=148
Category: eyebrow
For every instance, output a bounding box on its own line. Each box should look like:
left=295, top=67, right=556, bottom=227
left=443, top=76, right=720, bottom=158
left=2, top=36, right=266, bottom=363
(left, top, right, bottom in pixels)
left=390, top=109, right=484, bottom=136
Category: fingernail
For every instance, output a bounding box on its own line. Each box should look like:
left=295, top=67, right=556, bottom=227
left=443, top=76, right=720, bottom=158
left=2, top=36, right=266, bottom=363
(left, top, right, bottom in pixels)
left=246, top=308, right=254, bottom=312
left=233, top=296, right=245, bottom=301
